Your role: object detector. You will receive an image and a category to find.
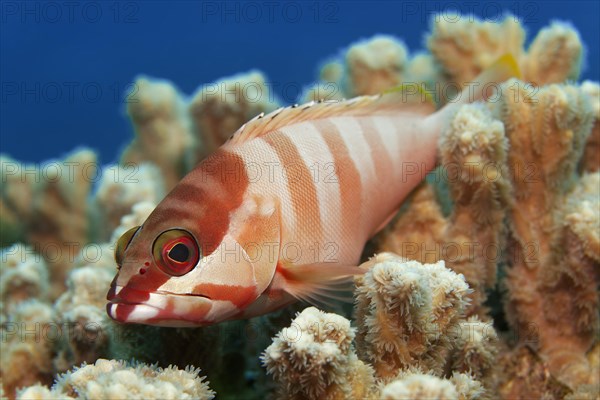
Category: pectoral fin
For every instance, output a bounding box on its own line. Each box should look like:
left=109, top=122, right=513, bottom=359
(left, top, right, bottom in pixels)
left=278, top=262, right=366, bottom=309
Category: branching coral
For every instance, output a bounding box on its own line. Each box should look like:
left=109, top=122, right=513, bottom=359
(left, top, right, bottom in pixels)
left=354, top=253, right=471, bottom=379
left=427, top=14, right=525, bottom=85
left=93, top=163, right=164, bottom=242
left=264, top=255, right=496, bottom=399
left=449, top=316, right=499, bottom=392
left=1, top=244, right=49, bottom=314
left=122, top=77, right=195, bottom=191
left=1, top=300, right=56, bottom=399
left=377, top=104, right=511, bottom=315
left=580, top=80, right=600, bottom=173
left=380, top=370, right=485, bottom=400
left=0, top=149, right=96, bottom=299
left=189, top=70, right=280, bottom=160
left=427, top=15, right=582, bottom=88
left=345, top=35, right=408, bottom=96
left=520, top=22, right=583, bottom=86
left=52, top=243, right=116, bottom=372
left=261, top=307, right=376, bottom=400
left=16, top=359, right=215, bottom=400
left=490, top=81, right=599, bottom=390
left=306, top=35, right=441, bottom=102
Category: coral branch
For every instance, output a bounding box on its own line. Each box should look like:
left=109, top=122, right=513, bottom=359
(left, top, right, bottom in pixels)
left=354, top=253, right=470, bottom=379
left=261, top=307, right=376, bottom=400
left=16, top=359, right=214, bottom=400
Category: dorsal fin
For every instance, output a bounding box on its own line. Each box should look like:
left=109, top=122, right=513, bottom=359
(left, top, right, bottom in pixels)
left=227, top=88, right=436, bottom=145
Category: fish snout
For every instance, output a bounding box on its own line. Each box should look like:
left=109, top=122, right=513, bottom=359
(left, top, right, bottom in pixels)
left=106, top=288, right=226, bottom=327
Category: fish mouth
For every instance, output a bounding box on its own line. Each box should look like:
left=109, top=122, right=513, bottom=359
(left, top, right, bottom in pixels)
left=106, top=285, right=214, bottom=327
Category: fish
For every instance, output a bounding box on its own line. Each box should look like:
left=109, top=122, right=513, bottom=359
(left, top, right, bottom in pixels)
left=107, top=55, right=519, bottom=327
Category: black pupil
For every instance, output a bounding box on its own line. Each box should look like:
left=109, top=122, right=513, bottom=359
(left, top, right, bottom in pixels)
left=169, top=243, right=189, bottom=263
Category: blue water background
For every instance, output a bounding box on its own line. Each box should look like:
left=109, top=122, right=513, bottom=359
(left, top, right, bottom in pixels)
left=1, top=1, right=599, bottom=163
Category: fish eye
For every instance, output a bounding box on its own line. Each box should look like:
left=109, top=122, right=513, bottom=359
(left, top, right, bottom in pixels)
left=153, top=229, right=200, bottom=276
left=114, top=226, right=141, bottom=269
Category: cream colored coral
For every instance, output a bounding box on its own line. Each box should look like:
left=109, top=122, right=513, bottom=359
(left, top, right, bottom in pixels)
left=380, top=370, right=485, bottom=400
left=17, top=359, right=214, bottom=400
left=427, top=15, right=524, bottom=84
left=110, top=201, right=156, bottom=245
left=52, top=243, right=118, bottom=371
left=564, top=173, right=600, bottom=261
left=0, top=149, right=96, bottom=299
left=580, top=81, right=600, bottom=172
left=428, top=16, right=583, bottom=91
left=122, top=77, right=194, bottom=191
left=262, top=306, right=376, bottom=400
left=404, top=53, right=441, bottom=88
left=0, top=244, right=49, bottom=313
left=93, top=163, right=165, bottom=241
left=381, top=373, right=458, bottom=399
left=354, top=253, right=470, bottom=378
left=496, top=82, right=598, bottom=389
left=189, top=70, right=280, bottom=159
left=450, top=316, right=499, bottom=389
left=521, top=22, right=583, bottom=85
left=378, top=104, right=510, bottom=314
left=345, top=35, right=407, bottom=96
left=1, top=300, right=55, bottom=399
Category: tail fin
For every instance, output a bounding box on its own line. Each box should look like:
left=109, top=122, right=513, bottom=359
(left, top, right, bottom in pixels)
left=456, top=53, right=521, bottom=105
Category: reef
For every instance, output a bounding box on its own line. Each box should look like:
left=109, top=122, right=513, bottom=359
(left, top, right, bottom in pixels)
left=1, top=13, right=599, bottom=400
left=16, top=359, right=214, bottom=400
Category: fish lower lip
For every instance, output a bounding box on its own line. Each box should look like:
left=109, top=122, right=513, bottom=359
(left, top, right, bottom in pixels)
left=106, top=291, right=214, bottom=327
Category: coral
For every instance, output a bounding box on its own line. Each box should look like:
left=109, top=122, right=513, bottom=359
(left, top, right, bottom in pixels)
left=189, top=70, right=280, bottom=160
left=427, top=15, right=525, bottom=85
left=109, top=201, right=156, bottom=245
left=345, top=35, right=408, bottom=96
left=520, top=22, right=583, bottom=85
left=404, top=53, right=442, bottom=89
left=354, top=253, right=471, bottom=379
left=0, top=149, right=96, bottom=299
left=493, top=82, right=599, bottom=390
left=93, top=163, right=164, bottom=242
left=0, top=300, right=55, bottom=399
left=261, top=307, right=376, bottom=400
left=307, top=35, right=441, bottom=102
left=428, top=15, right=582, bottom=92
left=0, top=244, right=49, bottom=314
left=377, top=104, right=511, bottom=315
left=16, top=359, right=214, bottom=400
left=449, top=316, right=499, bottom=391
left=380, top=370, right=485, bottom=400
left=496, top=346, right=571, bottom=399
left=264, top=256, right=494, bottom=399
left=52, top=243, right=116, bottom=372
left=580, top=80, right=600, bottom=172
left=122, top=77, right=195, bottom=191
left=380, top=373, right=458, bottom=399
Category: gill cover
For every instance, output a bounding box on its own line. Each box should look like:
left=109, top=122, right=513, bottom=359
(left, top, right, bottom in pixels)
left=152, top=196, right=281, bottom=313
